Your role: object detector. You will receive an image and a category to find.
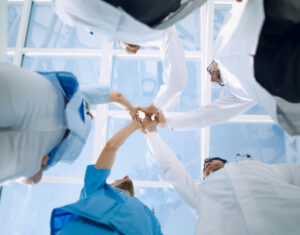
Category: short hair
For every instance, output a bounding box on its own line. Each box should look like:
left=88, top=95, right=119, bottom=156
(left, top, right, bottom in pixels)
left=204, top=157, right=227, bottom=164
left=116, top=179, right=135, bottom=196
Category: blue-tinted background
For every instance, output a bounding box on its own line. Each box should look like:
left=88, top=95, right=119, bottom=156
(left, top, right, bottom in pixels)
left=2, top=3, right=300, bottom=235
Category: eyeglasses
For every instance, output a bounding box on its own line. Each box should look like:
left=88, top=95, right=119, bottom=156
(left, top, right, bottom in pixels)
left=206, top=61, right=225, bottom=87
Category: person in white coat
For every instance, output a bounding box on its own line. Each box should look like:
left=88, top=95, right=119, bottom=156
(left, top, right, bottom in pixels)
left=110, top=25, right=188, bottom=115
left=155, top=0, right=300, bottom=136
left=52, top=0, right=209, bottom=45
left=142, top=116, right=300, bottom=235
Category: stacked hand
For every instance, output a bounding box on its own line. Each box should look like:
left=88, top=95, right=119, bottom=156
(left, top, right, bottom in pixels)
left=128, top=103, right=166, bottom=133
left=108, top=91, right=166, bottom=133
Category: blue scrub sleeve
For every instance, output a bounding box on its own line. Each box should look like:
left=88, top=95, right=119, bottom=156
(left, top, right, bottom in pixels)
left=81, top=165, right=111, bottom=197
left=80, top=84, right=110, bottom=105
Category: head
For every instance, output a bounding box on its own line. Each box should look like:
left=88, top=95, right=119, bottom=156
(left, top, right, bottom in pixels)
left=119, top=41, right=141, bottom=54
left=206, top=61, right=224, bottom=86
left=20, top=156, right=49, bottom=186
left=112, top=175, right=135, bottom=196
left=203, top=157, right=227, bottom=179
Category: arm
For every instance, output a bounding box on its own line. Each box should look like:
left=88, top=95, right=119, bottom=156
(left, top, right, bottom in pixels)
left=164, top=94, right=255, bottom=131
left=152, top=26, right=188, bottom=112
left=95, top=120, right=139, bottom=169
left=145, top=131, right=200, bottom=212
left=107, top=91, right=137, bottom=118
left=141, top=116, right=200, bottom=211
left=81, top=85, right=136, bottom=118
left=80, top=84, right=111, bottom=105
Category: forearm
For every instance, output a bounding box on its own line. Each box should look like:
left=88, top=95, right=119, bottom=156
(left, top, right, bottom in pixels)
left=153, top=26, right=187, bottom=111
left=95, top=121, right=138, bottom=169
left=107, top=91, right=134, bottom=113
left=145, top=132, right=199, bottom=209
left=80, top=84, right=111, bottom=105
left=166, top=94, right=255, bottom=130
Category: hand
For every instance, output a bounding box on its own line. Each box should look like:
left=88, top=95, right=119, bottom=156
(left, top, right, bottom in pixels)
left=108, top=91, right=136, bottom=118
left=156, top=111, right=166, bottom=128
left=119, top=41, right=141, bottom=54
left=139, top=103, right=160, bottom=115
left=129, top=105, right=139, bottom=120
left=140, top=114, right=158, bottom=133
left=131, top=116, right=147, bottom=134
left=137, top=104, right=167, bottom=128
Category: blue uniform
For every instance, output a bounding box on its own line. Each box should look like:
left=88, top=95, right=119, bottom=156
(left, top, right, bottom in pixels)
left=0, top=65, right=110, bottom=184
left=39, top=72, right=110, bottom=167
left=51, top=165, right=163, bottom=235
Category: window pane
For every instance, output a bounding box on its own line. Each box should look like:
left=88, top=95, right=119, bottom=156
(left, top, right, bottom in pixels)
left=210, top=123, right=289, bottom=164
left=107, top=118, right=201, bottom=180
left=214, top=4, right=232, bottom=42
left=176, top=9, right=201, bottom=51
left=174, top=59, right=201, bottom=112
left=110, top=57, right=163, bottom=109
left=136, top=187, right=197, bottom=235
left=7, top=3, right=23, bottom=47
left=26, top=3, right=103, bottom=48
left=110, top=57, right=201, bottom=112
left=7, top=56, right=13, bottom=64
left=22, top=56, right=101, bottom=85
left=0, top=182, right=82, bottom=235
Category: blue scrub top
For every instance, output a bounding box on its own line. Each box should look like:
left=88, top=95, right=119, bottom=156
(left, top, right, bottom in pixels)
left=38, top=71, right=110, bottom=167
left=51, top=165, right=163, bottom=235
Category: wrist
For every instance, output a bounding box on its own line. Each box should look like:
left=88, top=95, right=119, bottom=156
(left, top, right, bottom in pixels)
left=147, top=127, right=157, bottom=133
left=130, top=120, right=140, bottom=130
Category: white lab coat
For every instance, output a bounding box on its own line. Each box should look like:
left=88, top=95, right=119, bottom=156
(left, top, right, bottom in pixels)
left=52, top=0, right=209, bottom=45
left=152, top=26, right=187, bottom=111
left=166, top=0, right=300, bottom=135
left=52, top=0, right=164, bottom=44
left=145, top=132, right=300, bottom=235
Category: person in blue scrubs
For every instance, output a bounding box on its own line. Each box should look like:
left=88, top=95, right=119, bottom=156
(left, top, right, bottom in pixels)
left=0, top=63, right=136, bottom=185
left=50, top=119, right=162, bottom=235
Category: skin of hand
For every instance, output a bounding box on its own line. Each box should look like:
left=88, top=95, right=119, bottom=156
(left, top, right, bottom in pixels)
left=140, top=114, right=158, bottom=133
left=157, top=111, right=167, bottom=128
left=21, top=155, right=49, bottom=185
left=137, top=104, right=167, bottom=128
left=119, top=41, right=141, bottom=54
left=107, top=91, right=137, bottom=120
left=139, top=103, right=160, bottom=115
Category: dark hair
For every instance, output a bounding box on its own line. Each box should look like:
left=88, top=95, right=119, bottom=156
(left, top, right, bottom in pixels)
left=204, top=157, right=227, bottom=164
left=116, top=179, right=135, bottom=196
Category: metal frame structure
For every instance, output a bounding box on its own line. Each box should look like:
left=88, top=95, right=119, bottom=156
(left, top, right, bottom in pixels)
left=3, top=0, right=274, bottom=190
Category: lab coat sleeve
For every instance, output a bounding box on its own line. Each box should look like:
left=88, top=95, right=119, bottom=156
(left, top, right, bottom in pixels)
left=166, top=94, right=255, bottom=130
left=270, top=163, right=300, bottom=187
left=153, top=26, right=188, bottom=111
left=52, top=0, right=122, bottom=41
left=145, top=132, right=200, bottom=211
left=80, top=84, right=110, bottom=105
